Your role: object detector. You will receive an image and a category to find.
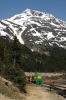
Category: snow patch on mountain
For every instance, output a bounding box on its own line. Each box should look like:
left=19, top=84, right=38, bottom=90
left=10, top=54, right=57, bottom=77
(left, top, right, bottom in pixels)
left=0, top=8, right=66, bottom=53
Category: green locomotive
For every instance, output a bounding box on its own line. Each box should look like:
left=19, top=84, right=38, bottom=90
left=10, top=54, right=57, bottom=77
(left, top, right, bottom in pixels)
left=33, top=73, right=43, bottom=84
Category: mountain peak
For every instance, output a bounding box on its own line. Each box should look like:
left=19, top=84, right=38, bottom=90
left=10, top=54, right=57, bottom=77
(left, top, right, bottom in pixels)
left=0, top=9, right=66, bottom=53
left=23, top=8, right=45, bottom=17
left=24, top=8, right=31, bottom=12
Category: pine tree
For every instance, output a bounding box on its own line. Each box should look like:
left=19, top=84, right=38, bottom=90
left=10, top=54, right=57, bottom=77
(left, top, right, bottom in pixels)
left=10, top=36, right=22, bottom=67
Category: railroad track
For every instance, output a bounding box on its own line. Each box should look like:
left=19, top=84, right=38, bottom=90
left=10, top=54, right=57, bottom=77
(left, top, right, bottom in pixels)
left=42, top=83, right=66, bottom=91
left=42, top=83, right=66, bottom=97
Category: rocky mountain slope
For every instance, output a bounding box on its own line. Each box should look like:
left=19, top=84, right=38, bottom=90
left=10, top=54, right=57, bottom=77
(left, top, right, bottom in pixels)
left=0, top=9, right=66, bottom=53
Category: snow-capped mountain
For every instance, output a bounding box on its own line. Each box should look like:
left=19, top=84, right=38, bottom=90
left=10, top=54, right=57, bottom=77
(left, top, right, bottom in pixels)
left=0, top=9, right=66, bottom=53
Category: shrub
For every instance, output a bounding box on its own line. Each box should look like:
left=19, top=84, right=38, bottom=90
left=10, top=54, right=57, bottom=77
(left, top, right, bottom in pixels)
left=5, top=82, right=8, bottom=86
left=4, top=65, right=27, bottom=92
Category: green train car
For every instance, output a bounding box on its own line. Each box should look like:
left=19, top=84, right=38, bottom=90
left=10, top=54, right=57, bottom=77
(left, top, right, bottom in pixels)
left=33, top=73, right=43, bottom=84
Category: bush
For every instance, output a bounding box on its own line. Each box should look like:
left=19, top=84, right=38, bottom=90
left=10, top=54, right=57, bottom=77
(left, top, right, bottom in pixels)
left=4, top=65, right=27, bottom=92
left=5, top=82, right=8, bottom=86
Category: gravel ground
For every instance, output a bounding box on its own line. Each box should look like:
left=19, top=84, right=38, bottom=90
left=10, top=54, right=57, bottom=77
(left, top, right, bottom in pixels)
left=24, top=84, right=66, bottom=100
left=0, top=84, right=66, bottom=100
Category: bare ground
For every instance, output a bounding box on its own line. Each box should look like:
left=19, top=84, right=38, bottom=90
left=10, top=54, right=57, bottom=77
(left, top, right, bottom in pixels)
left=25, top=84, right=50, bottom=100
left=24, top=84, right=66, bottom=100
left=0, top=73, right=66, bottom=100
left=0, top=84, right=66, bottom=100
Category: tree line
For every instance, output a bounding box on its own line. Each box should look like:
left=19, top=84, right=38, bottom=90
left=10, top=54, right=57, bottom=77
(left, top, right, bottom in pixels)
left=0, top=36, right=66, bottom=91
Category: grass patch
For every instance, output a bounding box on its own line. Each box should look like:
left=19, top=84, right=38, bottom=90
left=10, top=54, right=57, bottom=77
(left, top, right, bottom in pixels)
left=46, top=88, right=57, bottom=94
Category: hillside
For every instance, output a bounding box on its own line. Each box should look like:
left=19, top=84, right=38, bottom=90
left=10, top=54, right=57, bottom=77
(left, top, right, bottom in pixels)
left=0, top=76, right=25, bottom=100
left=0, top=36, right=66, bottom=72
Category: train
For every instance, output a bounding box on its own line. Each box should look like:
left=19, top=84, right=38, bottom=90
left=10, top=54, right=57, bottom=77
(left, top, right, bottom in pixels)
left=27, top=73, right=43, bottom=85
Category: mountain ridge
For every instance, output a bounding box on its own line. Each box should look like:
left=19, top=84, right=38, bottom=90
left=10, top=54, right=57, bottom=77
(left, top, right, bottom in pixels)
left=0, top=9, right=66, bottom=54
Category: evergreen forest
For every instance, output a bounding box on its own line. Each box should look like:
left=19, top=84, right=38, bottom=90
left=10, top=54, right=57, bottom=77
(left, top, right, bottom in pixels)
left=0, top=36, right=66, bottom=72
left=0, top=36, right=66, bottom=91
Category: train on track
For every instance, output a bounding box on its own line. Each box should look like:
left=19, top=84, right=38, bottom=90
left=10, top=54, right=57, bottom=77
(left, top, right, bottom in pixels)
left=27, top=73, right=43, bottom=84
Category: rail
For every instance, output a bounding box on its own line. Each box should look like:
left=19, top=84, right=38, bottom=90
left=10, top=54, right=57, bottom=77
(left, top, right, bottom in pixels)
left=42, top=83, right=66, bottom=97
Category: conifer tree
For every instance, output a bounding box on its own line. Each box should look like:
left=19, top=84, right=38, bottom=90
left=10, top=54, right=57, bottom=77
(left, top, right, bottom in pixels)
left=10, top=36, right=22, bottom=67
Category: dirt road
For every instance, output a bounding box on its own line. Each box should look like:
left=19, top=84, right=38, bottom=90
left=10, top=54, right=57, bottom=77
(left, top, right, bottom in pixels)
left=24, top=84, right=66, bottom=100
left=25, top=84, right=50, bottom=100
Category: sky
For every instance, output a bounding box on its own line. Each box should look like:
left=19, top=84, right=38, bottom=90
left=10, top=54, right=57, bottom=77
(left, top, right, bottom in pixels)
left=0, top=0, right=66, bottom=21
